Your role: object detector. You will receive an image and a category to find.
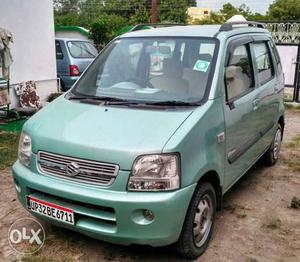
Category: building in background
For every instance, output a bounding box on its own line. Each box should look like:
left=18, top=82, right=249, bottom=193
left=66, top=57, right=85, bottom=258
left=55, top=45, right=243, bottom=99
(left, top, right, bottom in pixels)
left=55, top=26, right=90, bottom=41
left=187, top=7, right=211, bottom=22
left=0, top=0, right=57, bottom=108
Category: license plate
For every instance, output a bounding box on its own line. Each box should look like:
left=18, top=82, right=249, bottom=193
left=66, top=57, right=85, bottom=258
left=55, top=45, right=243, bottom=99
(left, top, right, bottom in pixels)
left=26, top=196, right=75, bottom=225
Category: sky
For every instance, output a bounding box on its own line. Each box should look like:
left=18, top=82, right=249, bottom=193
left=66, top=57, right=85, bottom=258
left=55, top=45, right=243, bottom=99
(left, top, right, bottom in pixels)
left=197, top=0, right=275, bottom=14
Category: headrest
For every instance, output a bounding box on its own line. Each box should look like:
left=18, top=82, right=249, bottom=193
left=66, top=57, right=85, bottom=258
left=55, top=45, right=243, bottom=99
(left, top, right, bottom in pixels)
left=163, top=58, right=184, bottom=78
left=225, top=65, right=242, bottom=79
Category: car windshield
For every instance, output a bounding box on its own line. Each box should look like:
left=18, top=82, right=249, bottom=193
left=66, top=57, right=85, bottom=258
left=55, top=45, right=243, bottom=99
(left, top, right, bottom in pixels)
left=67, top=41, right=98, bottom=58
left=72, top=37, right=218, bottom=104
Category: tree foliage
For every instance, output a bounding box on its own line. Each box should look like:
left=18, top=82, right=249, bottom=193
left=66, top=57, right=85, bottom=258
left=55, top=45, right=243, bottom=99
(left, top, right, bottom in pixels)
left=54, top=0, right=196, bottom=46
left=129, top=6, right=151, bottom=24
left=158, top=0, right=190, bottom=23
left=54, top=13, right=82, bottom=26
left=268, top=0, right=300, bottom=21
left=193, top=2, right=270, bottom=25
left=54, top=0, right=300, bottom=47
left=89, top=14, right=127, bottom=47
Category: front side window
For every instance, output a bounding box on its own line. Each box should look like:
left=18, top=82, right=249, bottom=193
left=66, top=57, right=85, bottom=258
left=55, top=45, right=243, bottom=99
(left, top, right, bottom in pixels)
left=252, top=42, right=274, bottom=85
left=225, top=44, right=254, bottom=100
left=72, top=37, right=218, bottom=104
left=67, top=41, right=98, bottom=58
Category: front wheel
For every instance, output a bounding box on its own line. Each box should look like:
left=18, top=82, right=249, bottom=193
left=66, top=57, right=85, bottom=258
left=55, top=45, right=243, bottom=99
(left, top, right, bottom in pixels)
left=176, top=183, right=216, bottom=259
left=262, top=124, right=282, bottom=166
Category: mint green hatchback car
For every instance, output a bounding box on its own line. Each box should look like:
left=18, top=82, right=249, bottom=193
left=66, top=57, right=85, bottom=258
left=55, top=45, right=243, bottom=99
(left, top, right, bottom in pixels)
left=13, top=22, right=285, bottom=259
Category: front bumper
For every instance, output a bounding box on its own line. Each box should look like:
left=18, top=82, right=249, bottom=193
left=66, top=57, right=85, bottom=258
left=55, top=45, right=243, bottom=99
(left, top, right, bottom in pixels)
left=12, top=161, right=196, bottom=247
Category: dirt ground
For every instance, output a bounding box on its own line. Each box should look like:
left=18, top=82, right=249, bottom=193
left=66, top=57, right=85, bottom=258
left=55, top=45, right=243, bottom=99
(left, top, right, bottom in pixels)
left=0, top=109, right=299, bottom=262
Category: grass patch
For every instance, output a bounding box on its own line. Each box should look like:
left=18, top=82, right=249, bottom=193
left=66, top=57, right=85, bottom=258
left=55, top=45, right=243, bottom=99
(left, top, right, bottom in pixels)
left=0, top=131, right=20, bottom=169
left=285, top=134, right=300, bottom=149
left=223, top=203, right=249, bottom=218
left=264, top=218, right=282, bottom=230
left=291, top=197, right=300, bottom=209
left=285, top=103, right=300, bottom=111
left=21, top=227, right=82, bottom=262
left=281, top=152, right=300, bottom=172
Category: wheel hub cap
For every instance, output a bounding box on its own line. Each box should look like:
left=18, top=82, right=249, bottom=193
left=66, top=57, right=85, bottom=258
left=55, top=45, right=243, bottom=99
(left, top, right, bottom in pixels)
left=193, top=194, right=213, bottom=247
left=273, top=129, right=282, bottom=160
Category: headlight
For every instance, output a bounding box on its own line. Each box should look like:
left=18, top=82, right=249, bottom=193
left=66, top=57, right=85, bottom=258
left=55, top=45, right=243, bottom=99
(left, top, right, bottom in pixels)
left=128, top=154, right=180, bottom=191
left=18, top=132, right=32, bottom=167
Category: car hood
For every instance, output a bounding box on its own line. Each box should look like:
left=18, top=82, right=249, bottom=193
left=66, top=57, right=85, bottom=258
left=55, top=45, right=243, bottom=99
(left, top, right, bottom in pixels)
left=24, top=96, right=194, bottom=170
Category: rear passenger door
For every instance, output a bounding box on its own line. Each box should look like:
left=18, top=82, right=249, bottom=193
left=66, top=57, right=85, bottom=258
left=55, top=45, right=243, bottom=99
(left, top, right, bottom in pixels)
left=250, top=38, right=279, bottom=151
left=223, top=37, right=262, bottom=189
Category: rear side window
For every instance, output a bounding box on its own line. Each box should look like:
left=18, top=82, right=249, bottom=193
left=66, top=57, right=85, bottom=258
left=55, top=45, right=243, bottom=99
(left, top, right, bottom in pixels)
left=270, top=41, right=281, bottom=65
left=225, top=44, right=254, bottom=100
left=252, top=42, right=275, bottom=85
left=269, top=40, right=282, bottom=73
left=55, top=41, right=63, bottom=60
left=67, top=41, right=98, bottom=58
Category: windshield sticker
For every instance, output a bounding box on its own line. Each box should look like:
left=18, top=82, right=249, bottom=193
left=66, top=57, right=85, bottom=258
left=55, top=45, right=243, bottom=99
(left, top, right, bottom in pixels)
left=193, top=60, right=210, bottom=72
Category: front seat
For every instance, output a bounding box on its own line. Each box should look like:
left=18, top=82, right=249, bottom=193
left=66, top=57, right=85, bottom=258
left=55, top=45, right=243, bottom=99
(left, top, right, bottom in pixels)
left=225, top=65, right=250, bottom=99
left=150, top=58, right=189, bottom=95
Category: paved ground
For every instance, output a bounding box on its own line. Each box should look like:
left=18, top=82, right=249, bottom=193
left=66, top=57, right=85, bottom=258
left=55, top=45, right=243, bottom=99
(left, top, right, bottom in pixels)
left=0, top=109, right=299, bottom=262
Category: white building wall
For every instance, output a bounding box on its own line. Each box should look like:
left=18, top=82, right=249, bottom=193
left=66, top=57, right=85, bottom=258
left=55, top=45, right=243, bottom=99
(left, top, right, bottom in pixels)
left=0, top=0, right=57, bottom=107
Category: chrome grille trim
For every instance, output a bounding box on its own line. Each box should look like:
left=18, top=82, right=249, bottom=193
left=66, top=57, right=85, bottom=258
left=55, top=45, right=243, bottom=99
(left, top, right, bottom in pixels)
left=37, top=151, right=119, bottom=186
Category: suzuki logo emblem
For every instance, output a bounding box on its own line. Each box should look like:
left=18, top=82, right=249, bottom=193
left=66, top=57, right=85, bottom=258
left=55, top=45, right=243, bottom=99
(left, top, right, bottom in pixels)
left=66, top=162, right=80, bottom=177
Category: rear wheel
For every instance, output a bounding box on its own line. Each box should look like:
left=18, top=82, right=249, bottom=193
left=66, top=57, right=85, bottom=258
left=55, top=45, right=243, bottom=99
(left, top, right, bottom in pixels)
left=262, top=124, right=282, bottom=166
left=176, top=183, right=216, bottom=259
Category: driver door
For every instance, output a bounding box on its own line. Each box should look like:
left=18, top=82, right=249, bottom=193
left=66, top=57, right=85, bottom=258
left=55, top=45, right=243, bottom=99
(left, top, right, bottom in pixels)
left=223, top=37, right=261, bottom=190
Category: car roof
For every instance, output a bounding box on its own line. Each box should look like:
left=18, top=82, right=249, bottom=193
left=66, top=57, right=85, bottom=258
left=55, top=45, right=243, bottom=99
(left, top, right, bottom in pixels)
left=120, top=24, right=269, bottom=39
left=55, top=38, right=91, bottom=42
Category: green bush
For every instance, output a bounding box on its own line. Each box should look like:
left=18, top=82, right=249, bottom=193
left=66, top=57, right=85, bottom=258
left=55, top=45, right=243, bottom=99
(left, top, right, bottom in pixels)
left=89, top=14, right=127, bottom=47
left=0, top=131, right=20, bottom=170
left=48, top=93, right=63, bottom=102
left=54, top=13, right=82, bottom=27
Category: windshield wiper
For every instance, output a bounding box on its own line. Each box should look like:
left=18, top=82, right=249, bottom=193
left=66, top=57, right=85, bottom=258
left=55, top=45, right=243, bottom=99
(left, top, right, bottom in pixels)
left=145, top=101, right=200, bottom=106
left=67, top=94, right=139, bottom=105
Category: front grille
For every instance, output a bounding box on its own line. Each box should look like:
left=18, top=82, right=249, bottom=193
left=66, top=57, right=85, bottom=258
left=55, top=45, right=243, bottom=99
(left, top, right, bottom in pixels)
left=37, top=151, right=119, bottom=186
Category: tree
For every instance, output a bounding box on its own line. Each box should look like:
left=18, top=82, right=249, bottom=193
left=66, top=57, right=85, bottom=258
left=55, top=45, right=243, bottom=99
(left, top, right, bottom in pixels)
left=158, top=0, right=191, bottom=23
left=193, top=2, right=271, bottom=25
left=219, top=3, right=238, bottom=20
left=129, top=6, right=151, bottom=24
left=268, top=0, right=300, bottom=21
left=54, top=0, right=82, bottom=14
left=89, top=14, right=127, bottom=47
left=102, top=0, right=152, bottom=20
left=54, top=13, right=82, bottom=26
left=80, top=0, right=105, bottom=26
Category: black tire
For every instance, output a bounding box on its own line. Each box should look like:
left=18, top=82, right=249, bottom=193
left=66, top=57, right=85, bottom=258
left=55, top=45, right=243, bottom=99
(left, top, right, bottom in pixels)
left=262, top=124, right=282, bottom=166
left=176, top=182, right=217, bottom=260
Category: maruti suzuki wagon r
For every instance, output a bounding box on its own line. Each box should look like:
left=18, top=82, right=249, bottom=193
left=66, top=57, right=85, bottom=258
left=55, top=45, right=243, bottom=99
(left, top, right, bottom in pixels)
left=13, top=22, right=284, bottom=259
